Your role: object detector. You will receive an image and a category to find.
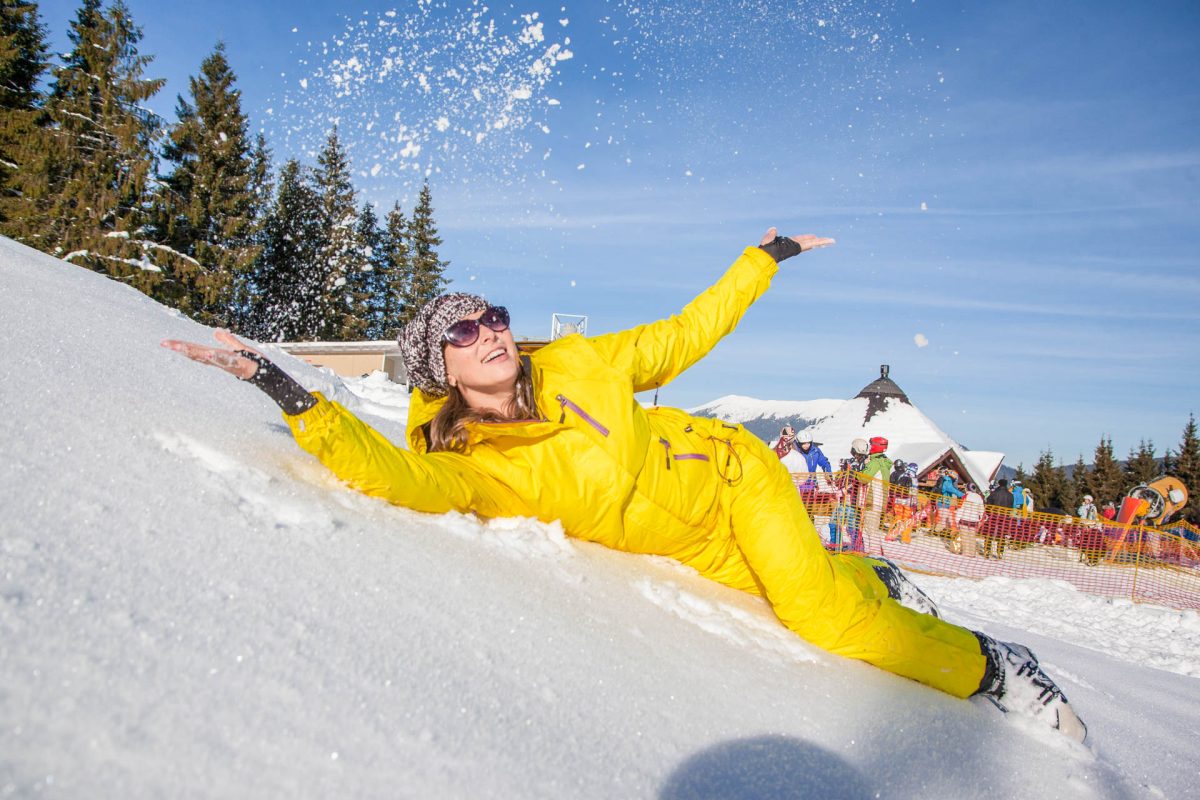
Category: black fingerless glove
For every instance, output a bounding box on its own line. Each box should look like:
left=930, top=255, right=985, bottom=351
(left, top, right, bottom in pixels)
left=758, top=235, right=804, bottom=263
left=239, top=351, right=317, bottom=415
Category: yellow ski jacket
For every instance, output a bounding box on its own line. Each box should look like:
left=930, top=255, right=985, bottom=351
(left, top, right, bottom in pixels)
left=285, top=246, right=777, bottom=593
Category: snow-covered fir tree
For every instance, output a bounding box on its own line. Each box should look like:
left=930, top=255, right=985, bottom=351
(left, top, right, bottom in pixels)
left=152, top=42, right=259, bottom=326
left=312, top=126, right=367, bottom=341
left=0, top=0, right=49, bottom=224
left=228, top=132, right=273, bottom=332
left=31, top=0, right=167, bottom=285
left=345, top=201, right=382, bottom=341
left=377, top=201, right=411, bottom=340
left=402, top=181, right=448, bottom=327
left=246, top=158, right=323, bottom=341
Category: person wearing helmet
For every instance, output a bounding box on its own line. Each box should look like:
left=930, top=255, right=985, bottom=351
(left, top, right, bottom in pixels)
left=887, top=455, right=908, bottom=511
left=885, top=458, right=918, bottom=543
left=856, top=436, right=892, bottom=539
left=793, top=430, right=832, bottom=491
left=1076, top=494, right=1104, bottom=564
left=829, top=438, right=872, bottom=551
left=1021, top=486, right=1037, bottom=515
left=1077, top=494, right=1098, bottom=522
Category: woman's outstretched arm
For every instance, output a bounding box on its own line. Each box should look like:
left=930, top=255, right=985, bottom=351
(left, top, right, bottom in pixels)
left=586, top=227, right=833, bottom=393
left=161, top=330, right=523, bottom=517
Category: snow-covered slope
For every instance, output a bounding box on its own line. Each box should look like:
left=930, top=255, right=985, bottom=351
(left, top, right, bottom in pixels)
left=2, top=237, right=1198, bottom=799
left=687, top=394, right=841, bottom=442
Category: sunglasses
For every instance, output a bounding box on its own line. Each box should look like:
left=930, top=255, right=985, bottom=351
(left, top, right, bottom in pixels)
left=443, top=306, right=510, bottom=348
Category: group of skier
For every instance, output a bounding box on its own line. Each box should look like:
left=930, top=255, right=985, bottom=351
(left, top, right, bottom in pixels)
left=776, top=428, right=1126, bottom=571
left=775, top=432, right=928, bottom=549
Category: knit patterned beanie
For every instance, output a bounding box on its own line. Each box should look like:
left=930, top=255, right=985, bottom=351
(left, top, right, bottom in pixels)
left=399, top=292, right=490, bottom=397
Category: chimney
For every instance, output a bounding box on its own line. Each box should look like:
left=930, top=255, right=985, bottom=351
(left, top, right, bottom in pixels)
left=881, top=364, right=890, bottom=379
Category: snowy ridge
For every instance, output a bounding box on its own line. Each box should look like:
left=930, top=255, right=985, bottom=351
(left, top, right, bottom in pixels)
left=687, top=394, right=841, bottom=442
left=1, top=236, right=1197, bottom=798
left=687, top=393, right=843, bottom=423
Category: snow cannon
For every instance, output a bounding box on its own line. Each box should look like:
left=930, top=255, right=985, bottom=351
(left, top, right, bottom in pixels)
left=1116, top=477, right=1189, bottom=526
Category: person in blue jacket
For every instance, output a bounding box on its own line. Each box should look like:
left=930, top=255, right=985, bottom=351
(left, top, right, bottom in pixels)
left=1012, top=480, right=1026, bottom=511
left=794, top=431, right=832, bottom=488
left=935, top=469, right=965, bottom=533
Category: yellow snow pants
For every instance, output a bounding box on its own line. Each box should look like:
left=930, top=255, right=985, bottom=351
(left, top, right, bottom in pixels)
left=724, top=429, right=987, bottom=698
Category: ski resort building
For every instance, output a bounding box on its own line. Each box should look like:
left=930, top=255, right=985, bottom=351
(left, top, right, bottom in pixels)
left=782, top=365, right=1005, bottom=490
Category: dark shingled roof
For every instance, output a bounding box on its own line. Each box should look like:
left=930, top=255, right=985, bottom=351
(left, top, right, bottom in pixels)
left=856, top=365, right=910, bottom=423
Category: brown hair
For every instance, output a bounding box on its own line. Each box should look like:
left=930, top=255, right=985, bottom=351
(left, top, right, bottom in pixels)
left=428, top=363, right=540, bottom=453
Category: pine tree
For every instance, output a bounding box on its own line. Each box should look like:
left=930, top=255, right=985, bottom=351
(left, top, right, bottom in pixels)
left=402, top=181, right=448, bottom=327
left=0, top=1, right=45, bottom=110
left=1086, top=436, right=1125, bottom=508
left=247, top=158, right=324, bottom=341
left=1170, top=414, right=1200, bottom=524
left=311, top=127, right=365, bottom=340
left=152, top=42, right=258, bottom=325
left=1124, top=440, right=1160, bottom=486
left=1069, top=454, right=1089, bottom=513
left=0, top=0, right=49, bottom=225
left=346, top=201, right=382, bottom=340
left=1028, top=449, right=1070, bottom=512
left=377, top=200, right=410, bottom=340
left=228, top=132, right=272, bottom=332
left=247, top=134, right=273, bottom=229
left=27, top=0, right=167, bottom=286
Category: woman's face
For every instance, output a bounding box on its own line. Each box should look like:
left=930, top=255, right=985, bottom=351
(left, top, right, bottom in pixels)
left=443, top=308, right=520, bottom=395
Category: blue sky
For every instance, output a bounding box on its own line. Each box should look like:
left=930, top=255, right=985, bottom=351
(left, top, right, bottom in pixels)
left=39, top=0, right=1200, bottom=469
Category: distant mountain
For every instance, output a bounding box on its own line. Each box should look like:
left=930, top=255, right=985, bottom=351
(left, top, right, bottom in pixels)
left=686, top=394, right=842, bottom=442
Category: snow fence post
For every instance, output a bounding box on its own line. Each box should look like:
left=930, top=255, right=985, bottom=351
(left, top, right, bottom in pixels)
left=1130, top=524, right=1145, bottom=604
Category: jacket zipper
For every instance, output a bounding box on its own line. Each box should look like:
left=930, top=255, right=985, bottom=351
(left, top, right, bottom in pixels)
left=556, top=394, right=610, bottom=437
left=660, top=436, right=710, bottom=468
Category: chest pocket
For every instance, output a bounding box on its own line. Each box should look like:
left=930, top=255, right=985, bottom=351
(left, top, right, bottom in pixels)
left=643, top=409, right=737, bottom=528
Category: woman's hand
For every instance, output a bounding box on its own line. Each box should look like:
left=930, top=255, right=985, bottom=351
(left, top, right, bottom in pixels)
left=162, top=330, right=318, bottom=414
left=759, top=227, right=836, bottom=255
left=160, top=329, right=263, bottom=380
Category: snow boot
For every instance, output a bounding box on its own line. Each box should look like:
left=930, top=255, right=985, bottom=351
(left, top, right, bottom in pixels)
left=869, top=557, right=941, bottom=618
left=975, top=634, right=1088, bottom=743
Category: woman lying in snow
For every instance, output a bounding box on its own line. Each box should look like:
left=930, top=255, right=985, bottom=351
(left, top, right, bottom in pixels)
left=162, top=227, right=1086, bottom=742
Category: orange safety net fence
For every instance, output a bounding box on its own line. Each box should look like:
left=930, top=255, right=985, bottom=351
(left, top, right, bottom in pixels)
left=789, top=470, right=1200, bottom=610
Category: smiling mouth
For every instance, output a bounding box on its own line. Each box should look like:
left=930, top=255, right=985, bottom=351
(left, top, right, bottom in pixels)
left=483, top=347, right=508, bottom=364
